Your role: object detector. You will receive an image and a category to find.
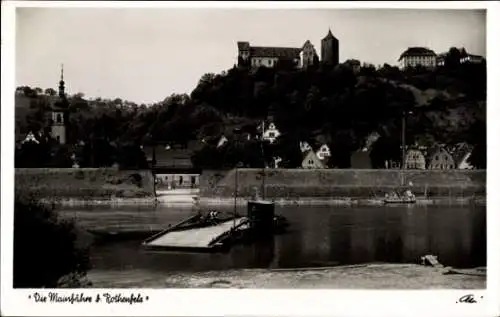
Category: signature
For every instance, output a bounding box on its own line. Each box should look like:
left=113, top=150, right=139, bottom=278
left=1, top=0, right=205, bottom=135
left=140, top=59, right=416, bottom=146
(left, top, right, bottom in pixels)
left=457, top=294, right=482, bottom=304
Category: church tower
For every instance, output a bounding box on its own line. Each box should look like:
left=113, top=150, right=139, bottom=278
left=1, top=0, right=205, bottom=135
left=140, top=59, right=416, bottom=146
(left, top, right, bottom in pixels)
left=50, top=64, right=68, bottom=144
left=321, top=28, right=339, bottom=66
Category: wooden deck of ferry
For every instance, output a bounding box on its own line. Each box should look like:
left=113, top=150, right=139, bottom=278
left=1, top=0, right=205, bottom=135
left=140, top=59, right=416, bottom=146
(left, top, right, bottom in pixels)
left=142, top=215, right=249, bottom=252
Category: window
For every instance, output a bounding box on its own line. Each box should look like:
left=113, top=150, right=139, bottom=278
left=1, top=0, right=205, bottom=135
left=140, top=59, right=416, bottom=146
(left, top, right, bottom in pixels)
left=308, top=160, right=313, bottom=165
left=268, top=132, right=275, bottom=138
left=179, top=176, right=183, bottom=186
left=56, top=113, right=62, bottom=124
left=56, top=136, right=60, bottom=142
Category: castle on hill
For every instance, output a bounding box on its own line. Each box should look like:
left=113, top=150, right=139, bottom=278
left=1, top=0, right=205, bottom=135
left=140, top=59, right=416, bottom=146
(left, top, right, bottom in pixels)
left=237, top=29, right=339, bottom=69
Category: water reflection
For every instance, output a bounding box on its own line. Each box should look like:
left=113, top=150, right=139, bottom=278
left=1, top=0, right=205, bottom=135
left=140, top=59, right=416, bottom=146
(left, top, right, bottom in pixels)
left=59, top=204, right=486, bottom=273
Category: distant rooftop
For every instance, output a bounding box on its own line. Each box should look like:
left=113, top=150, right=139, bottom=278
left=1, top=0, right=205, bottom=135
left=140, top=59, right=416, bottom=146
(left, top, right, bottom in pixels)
left=249, top=46, right=302, bottom=59
left=399, top=47, right=437, bottom=61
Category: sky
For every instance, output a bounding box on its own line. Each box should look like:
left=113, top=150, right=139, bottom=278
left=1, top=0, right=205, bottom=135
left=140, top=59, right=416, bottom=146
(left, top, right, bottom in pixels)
left=15, top=7, right=486, bottom=104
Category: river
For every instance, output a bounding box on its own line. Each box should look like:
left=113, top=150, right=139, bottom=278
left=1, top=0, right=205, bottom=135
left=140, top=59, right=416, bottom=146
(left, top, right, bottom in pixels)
left=58, top=204, right=486, bottom=286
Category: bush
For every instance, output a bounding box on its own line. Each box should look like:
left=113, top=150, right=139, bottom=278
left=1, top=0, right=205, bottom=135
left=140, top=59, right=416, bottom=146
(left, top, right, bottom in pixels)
left=74, top=170, right=85, bottom=180
left=13, top=192, right=92, bottom=288
left=106, top=176, right=123, bottom=185
left=128, top=173, right=143, bottom=187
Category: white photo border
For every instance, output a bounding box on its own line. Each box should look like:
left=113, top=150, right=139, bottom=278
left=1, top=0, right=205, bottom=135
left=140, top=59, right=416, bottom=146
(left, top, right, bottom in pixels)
left=1, top=1, right=499, bottom=317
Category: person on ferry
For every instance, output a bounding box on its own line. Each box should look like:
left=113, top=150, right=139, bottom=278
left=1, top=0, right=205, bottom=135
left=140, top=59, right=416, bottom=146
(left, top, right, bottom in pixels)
left=404, top=189, right=415, bottom=200
left=208, top=210, right=219, bottom=222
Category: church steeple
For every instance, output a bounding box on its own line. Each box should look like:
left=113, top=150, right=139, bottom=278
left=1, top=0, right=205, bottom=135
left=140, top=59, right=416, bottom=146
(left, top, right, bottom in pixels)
left=58, top=64, right=65, bottom=98
left=51, top=63, right=68, bottom=144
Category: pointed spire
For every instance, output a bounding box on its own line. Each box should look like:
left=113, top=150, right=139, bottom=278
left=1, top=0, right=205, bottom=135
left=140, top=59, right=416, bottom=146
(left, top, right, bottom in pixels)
left=323, top=28, right=336, bottom=41
left=58, top=63, right=65, bottom=98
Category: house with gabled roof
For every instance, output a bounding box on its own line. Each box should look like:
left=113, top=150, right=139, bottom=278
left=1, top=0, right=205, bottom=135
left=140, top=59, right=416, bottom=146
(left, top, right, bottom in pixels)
left=427, top=146, right=455, bottom=169
left=21, top=131, right=41, bottom=145
left=141, top=141, right=204, bottom=190
left=301, top=150, right=327, bottom=169
left=315, top=143, right=331, bottom=161
left=261, top=121, right=281, bottom=144
left=451, top=142, right=475, bottom=169
left=404, top=148, right=426, bottom=169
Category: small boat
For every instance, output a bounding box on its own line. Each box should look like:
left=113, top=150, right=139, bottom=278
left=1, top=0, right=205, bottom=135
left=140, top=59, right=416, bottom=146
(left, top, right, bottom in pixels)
left=383, top=190, right=416, bottom=204
left=384, top=197, right=416, bottom=204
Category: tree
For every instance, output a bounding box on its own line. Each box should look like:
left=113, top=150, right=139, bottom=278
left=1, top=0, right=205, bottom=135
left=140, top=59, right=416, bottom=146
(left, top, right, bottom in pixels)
left=369, top=136, right=401, bottom=168
left=467, top=119, right=486, bottom=169
left=14, top=53, right=485, bottom=169
left=14, top=193, right=91, bottom=288
left=445, top=47, right=462, bottom=69
left=116, top=144, right=149, bottom=169
left=44, top=88, right=57, bottom=96
left=328, top=130, right=357, bottom=168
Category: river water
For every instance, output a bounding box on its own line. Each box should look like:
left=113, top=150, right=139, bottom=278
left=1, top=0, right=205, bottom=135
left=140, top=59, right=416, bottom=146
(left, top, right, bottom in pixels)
left=59, top=204, right=486, bottom=278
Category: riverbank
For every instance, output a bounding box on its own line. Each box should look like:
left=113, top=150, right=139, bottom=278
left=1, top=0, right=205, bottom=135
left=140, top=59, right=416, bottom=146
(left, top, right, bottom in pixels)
left=45, top=195, right=486, bottom=208
left=15, top=168, right=155, bottom=199
left=201, top=169, right=486, bottom=200
left=40, top=197, right=158, bottom=207
left=200, top=196, right=487, bottom=207
left=16, top=168, right=486, bottom=206
left=87, top=263, right=486, bottom=289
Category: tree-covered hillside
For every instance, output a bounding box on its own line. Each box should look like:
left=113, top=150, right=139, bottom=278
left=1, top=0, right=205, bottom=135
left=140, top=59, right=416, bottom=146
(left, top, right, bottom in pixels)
left=15, top=47, right=486, bottom=169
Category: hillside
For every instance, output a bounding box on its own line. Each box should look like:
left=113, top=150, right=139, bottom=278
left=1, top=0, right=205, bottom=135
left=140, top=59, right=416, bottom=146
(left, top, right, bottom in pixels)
left=15, top=55, right=486, bottom=169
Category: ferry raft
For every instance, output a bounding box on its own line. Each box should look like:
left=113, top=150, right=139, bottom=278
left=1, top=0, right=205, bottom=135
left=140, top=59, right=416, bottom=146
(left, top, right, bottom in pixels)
left=142, top=200, right=289, bottom=253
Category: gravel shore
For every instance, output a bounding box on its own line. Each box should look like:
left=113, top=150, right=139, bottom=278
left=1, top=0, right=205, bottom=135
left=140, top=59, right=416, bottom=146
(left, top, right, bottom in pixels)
left=87, top=263, right=486, bottom=289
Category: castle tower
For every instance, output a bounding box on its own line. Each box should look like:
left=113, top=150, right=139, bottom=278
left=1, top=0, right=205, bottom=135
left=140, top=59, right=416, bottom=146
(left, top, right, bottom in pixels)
left=51, top=64, right=68, bottom=144
left=321, top=28, right=339, bottom=66
left=237, top=41, right=250, bottom=67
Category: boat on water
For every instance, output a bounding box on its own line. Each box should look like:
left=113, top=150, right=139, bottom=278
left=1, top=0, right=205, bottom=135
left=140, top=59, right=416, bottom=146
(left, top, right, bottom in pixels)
left=383, top=189, right=416, bottom=204
left=383, top=197, right=417, bottom=204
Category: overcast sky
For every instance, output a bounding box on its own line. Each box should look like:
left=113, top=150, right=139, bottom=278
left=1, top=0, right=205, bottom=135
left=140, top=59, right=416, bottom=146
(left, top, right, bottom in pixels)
left=15, top=7, right=486, bottom=104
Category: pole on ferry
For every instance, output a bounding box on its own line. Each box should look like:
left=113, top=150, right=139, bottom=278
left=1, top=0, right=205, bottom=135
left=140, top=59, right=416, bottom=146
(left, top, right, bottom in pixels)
left=260, top=120, right=266, bottom=200
left=401, top=110, right=413, bottom=186
left=233, top=166, right=238, bottom=229
left=401, top=111, right=406, bottom=187
left=151, top=134, right=157, bottom=200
